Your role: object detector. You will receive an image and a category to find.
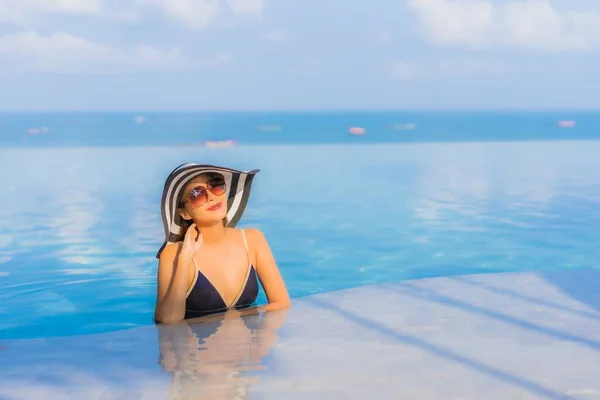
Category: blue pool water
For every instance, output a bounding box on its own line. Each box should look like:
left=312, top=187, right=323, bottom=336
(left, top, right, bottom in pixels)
left=2, top=111, right=600, bottom=339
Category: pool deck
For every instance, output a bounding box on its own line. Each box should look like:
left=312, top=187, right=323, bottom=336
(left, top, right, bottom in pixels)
left=2, top=269, right=600, bottom=399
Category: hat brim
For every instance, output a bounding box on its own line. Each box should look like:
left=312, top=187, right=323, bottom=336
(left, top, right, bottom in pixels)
left=156, top=163, right=260, bottom=258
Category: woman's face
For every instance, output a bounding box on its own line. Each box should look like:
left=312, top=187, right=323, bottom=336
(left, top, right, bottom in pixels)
left=177, top=174, right=228, bottom=226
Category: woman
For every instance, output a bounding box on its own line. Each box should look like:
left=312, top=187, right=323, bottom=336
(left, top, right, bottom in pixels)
left=154, top=163, right=290, bottom=324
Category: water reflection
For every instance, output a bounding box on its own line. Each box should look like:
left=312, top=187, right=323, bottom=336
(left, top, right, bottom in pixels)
left=157, top=309, right=288, bottom=400
left=411, top=142, right=579, bottom=223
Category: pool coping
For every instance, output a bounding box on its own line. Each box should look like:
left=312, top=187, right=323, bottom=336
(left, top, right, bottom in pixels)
left=2, top=269, right=600, bottom=399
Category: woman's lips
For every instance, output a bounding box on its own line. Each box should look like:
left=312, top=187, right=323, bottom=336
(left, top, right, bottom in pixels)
left=207, top=202, right=222, bottom=211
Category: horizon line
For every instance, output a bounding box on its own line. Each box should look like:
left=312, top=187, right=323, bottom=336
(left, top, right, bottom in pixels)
left=1, top=107, right=600, bottom=114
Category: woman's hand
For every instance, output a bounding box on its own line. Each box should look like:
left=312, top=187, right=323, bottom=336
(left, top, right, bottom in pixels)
left=181, top=223, right=203, bottom=255
left=154, top=223, right=203, bottom=324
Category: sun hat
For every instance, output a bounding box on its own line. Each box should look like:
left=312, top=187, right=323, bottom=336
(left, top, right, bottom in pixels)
left=156, top=163, right=260, bottom=258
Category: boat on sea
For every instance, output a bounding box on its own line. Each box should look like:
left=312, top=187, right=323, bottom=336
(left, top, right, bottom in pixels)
left=392, top=123, right=416, bottom=131
left=256, top=125, right=283, bottom=132
left=349, top=127, right=365, bottom=135
left=204, top=139, right=236, bottom=148
left=557, top=120, right=576, bottom=128
left=27, top=126, right=50, bottom=135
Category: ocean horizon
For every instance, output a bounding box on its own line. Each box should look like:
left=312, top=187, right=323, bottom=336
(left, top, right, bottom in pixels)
left=1, top=110, right=599, bottom=148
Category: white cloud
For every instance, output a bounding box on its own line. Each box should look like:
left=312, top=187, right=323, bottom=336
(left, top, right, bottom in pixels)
left=0, top=0, right=264, bottom=30
left=149, top=0, right=263, bottom=29
left=0, top=31, right=112, bottom=66
left=150, top=0, right=222, bottom=31
left=0, top=0, right=102, bottom=24
left=435, top=58, right=510, bottom=75
left=390, top=60, right=421, bottom=80
left=135, top=45, right=182, bottom=67
left=407, top=0, right=600, bottom=52
left=389, top=57, right=511, bottom=80
left=207, top=52, right=234, bottom=65
left=0, top=31, right=181, bottom=72
left=375, top=29, right=394, bottom=44
left=262, top=29, right=286, bottom=43
left=226, top=0, right=264, bottom=17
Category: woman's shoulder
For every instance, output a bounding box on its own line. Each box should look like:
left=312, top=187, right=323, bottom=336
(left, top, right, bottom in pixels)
left=159, top=241, right=183, bottom=261
left=233, top=227, right=266, bottom=241
left=233, top=228, right=271, bottom=254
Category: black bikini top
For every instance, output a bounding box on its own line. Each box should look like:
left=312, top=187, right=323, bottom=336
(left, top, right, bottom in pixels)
left=184, top=229, right=258, bottom=319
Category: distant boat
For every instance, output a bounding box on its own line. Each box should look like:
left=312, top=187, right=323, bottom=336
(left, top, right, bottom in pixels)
left=558, top=120, right=576, bottom=128
left=392, top=123, right=416, bottom=131
left=27, top=126, right=49, bottom=135
left=257, top=125, right=283, bottom=132
left=349, top=127, right=365, bottom=135
left=134, top=116, right=147, bottom=124
left=204, top=139, right=236, bottom=148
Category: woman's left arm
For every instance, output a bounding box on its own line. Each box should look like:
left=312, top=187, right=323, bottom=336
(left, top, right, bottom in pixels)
left=247, top=228, right=291, bottom=311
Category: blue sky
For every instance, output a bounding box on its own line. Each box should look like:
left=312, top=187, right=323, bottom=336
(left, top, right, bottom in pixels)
left=0, top=0, right=599, bottom=111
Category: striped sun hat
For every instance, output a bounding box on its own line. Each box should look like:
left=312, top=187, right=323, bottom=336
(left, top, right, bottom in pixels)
left=156, top=163, right=260, bottom=258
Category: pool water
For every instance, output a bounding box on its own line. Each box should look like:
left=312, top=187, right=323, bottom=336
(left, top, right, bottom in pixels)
left=2, top=141, right=600, bottom=339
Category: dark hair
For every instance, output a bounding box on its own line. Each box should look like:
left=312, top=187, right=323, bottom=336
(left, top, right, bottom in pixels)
left=176, top=218, right=193, bottom=243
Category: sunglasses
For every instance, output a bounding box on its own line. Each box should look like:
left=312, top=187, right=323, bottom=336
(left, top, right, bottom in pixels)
left=180, top=175, right=227, bottom=207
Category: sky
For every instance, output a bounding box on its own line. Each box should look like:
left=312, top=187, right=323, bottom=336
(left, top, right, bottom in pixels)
left=0, top=0, right=600, bottom=111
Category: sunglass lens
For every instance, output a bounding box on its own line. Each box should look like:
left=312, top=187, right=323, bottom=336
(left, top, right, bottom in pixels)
left=189, top=186, right=208, bottom=205
left=208, top=177, right=226, bottom=195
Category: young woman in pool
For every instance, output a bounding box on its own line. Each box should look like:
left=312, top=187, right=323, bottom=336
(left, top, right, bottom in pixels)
left=154, top=163, right=290, bottom=325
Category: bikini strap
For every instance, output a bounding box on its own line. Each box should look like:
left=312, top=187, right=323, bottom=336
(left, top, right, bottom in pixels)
left=241, top=229, right=250, bottom=256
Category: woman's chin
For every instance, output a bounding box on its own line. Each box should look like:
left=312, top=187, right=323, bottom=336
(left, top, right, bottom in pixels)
left=195, top=215, right=227, bottom=226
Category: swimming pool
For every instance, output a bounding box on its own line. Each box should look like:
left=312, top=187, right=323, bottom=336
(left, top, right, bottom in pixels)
left=2, top=140, right=600, bottom=339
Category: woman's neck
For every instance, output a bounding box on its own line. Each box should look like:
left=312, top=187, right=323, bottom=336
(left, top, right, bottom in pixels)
left=195, top=222, right=227, bottom=244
